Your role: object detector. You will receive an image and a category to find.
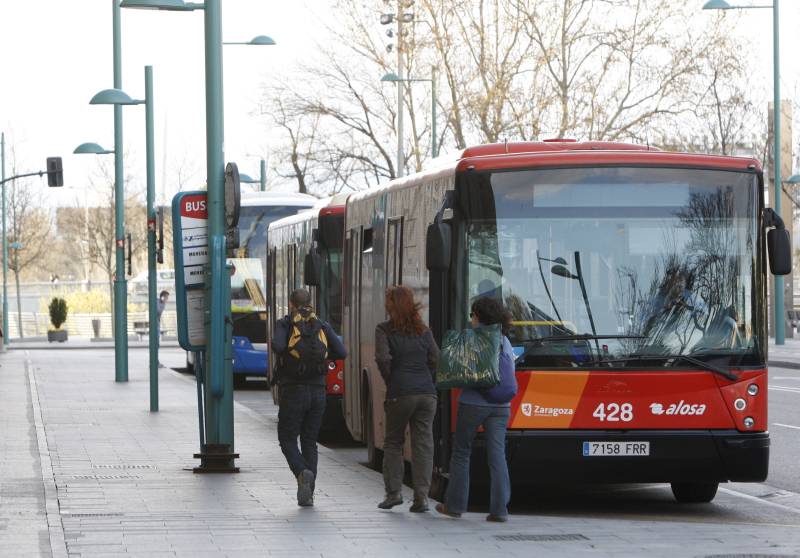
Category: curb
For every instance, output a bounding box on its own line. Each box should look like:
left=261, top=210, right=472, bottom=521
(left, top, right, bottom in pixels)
left=26, top=354, right=69, bottom=558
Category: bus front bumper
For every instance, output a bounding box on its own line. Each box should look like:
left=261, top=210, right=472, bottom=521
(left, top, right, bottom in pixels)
left=499, top=429, right=769, bottom=483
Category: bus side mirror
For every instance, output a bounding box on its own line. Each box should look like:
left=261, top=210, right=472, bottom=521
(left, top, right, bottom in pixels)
left=304, top=250, right=322, bottom=286
left=768, top=228, right=791, bottom=275
left=426, top=222, right=451, bottom=271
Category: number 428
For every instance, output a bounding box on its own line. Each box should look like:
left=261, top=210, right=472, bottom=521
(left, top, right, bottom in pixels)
left=592, top=402, right=634, bottom=422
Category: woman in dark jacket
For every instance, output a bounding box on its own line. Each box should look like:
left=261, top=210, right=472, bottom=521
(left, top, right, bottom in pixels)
left=374, top=285, right=439, bottom=513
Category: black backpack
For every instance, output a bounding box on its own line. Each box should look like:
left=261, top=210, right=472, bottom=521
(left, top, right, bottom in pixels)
left=281, top=312, right=329, bottom=379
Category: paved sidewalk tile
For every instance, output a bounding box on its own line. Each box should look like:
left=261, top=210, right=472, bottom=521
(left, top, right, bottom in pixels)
left=5, top=347, right=800, bottom=557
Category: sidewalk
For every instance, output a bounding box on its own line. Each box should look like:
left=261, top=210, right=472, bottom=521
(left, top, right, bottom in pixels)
left=769, top=337, right=800, bottom=369
left=4, top=348, right=800, bottom=557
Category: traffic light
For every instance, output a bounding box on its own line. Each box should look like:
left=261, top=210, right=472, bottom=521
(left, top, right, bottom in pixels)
left=46, top=157, right=63, bottom=187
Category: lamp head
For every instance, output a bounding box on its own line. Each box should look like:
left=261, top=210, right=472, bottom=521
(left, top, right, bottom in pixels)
left=73, top=142, right=113, bottom=155
left=239, top=173, right=257, bottom=184
left=785, top=174, right=800, bottom=184
left=248, top=35, right=276, bottom=46
left=551, top=265, right=578, bottom=280
left=90, top=88, right=141, bottom=106
left=381, top=72, right=402, bottom=82
left=120, top=0, right=202, bottom=10
left=702, top=0, right=733, bottom=9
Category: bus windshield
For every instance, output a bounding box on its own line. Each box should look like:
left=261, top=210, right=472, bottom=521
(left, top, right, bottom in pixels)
left=461, top=166, right=762, bottom=368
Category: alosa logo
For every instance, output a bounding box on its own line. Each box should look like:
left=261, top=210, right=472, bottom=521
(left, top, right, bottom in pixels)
left=521, top=403, right=574, bottom=418
left=650, top=400, right=706, bottom=416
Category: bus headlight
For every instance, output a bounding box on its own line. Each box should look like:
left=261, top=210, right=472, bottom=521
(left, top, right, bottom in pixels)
left=328, top=361, right=337, bottom=370
left=332, top=384, right=341, bottom=392
left=743, top=416, right=755, bottom=429
left=747, top=384, right=759, bottom=396
left=337, top=371, right=344, bottom=380
left=734, top=398, right=746, bottom=411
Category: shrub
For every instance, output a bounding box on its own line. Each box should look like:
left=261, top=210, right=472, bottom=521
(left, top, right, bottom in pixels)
left=48, top=297, right=68, bottom=330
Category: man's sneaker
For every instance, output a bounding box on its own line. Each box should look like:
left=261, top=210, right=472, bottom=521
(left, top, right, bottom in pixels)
left=377, top=494, right=403, bottom=509
left=297, top=469, right=315, bottom=507
left=409, top=499, right=429, bottom=513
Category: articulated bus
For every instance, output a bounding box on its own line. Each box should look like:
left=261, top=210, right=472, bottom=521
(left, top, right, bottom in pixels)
left=267, top=196, right=349, bottom=437
left=186, top=190, right=318, bottom=385
left=342, top=140, right=790, bottom=503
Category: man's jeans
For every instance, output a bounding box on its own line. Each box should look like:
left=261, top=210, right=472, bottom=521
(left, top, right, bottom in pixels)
left=444, top=403, right=511, bottom=517
left=277, top=384, right=326, bottom=478
left=383, top=394, right=437, bottom=502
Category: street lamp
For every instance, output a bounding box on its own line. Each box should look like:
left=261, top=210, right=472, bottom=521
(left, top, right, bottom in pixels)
left=239, top=159, right=267, bottom=191
left=73, top=142, right=115, bottom=155
left=89, top=69, right=159, bottom=412
left=120, top=0, right=273, bottom=472
left=703, top=0, right=784, bottom=343
left=381, top=69, right=438, bottom=158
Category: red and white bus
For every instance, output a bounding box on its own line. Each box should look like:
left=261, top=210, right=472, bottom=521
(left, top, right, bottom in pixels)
left=267, top=196, right=348, bottom=438
left=341, top=140, right=790, bottom=503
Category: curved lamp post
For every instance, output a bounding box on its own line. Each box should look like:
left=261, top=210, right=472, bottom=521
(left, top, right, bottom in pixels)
left=74, top=142, right=115, bottom=155
left=381, top=68, right=438, bottom=162
left=703, top=0, right=784, bottom=343
left=551, top=252, right=600, bottom=356
left=90, top=69, right=159, bottom=412
left=238, top=159, right=267, bottom=191
left=120, top=0, right=275, bottom=471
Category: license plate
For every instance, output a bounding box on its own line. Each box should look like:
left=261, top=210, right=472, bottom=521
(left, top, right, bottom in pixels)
left=582, top=441, right=650, bottom=457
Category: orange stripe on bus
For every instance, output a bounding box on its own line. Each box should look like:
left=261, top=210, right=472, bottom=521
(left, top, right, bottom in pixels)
left=510, top=372, right=590, bottom=428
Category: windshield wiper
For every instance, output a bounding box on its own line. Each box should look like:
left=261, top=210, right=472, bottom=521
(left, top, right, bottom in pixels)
left=591, top=354, right=739, bottom=381
left=516, top=334, right=646, bottom=344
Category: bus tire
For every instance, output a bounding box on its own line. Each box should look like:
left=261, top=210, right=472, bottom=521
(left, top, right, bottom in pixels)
left=365, top=386, right=383, bottom=470
left=233, top=375, right=247, bottom=389
left=670, top=482, right=718, bottom=503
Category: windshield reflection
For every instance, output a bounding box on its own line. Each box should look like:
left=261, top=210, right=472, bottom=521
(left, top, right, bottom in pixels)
left=462, top=167, right=760, bottom=368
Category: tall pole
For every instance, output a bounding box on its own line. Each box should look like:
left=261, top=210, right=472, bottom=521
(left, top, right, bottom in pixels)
left=431, top=67, right=437, bottom=158
left=396, top=2, right=404, bottom=178
left=145, top=66, right=158, bottom=412
left=773, top=0, right=784, bottom=345
left=259, top=158, right=266, bottom=192
left=1, top=133, right=6, bottom=347
left=203, top=0, right=235, bottom=468
left=112, top=0, right=129, bottom=380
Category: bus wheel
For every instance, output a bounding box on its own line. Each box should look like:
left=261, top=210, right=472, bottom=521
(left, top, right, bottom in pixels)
left=366, top=391, right=383, bottom=470
left=670, top=482, right=718, bottom=503
left=233, top=375, right=248, bottom=389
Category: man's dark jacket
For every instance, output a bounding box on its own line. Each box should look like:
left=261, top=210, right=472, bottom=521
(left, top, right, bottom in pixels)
left=271, top=309, right=347, bottom=386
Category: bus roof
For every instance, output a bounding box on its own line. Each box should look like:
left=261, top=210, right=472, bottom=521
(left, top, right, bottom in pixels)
left=240, top=190, right=318, bottom=208
left=268, top=196, right=346, bottom=232
left=348, top=141, right=762, bottom=206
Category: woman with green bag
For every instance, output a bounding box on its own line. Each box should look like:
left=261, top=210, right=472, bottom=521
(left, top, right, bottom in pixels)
left=436, top=297, right=517, bottom=522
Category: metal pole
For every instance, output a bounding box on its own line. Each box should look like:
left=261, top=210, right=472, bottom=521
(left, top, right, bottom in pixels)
left=773, top=0, right=784, bottom=344
left=431, top=67, right=437, bottom=158
left=259, top=158, right=266, bottom=192
left=112, top=0, right=129, bottom=380
left=396, top=1, right=404, bottom=178
left=202, top=0, right=235, bottom=468
left=1, top=133, right=6, bottom=347
left=145, top=66, right=158, bottom=412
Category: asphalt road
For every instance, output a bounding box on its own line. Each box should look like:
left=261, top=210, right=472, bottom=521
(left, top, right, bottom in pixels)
left=155, top=347, right=800, bottom=528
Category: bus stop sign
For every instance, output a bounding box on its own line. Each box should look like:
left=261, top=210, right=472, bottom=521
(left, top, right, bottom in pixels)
left=172, top=191, right=208, bottom=351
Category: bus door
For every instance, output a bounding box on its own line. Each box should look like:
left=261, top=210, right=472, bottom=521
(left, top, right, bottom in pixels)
left=344, top=228, right=364, bottom=441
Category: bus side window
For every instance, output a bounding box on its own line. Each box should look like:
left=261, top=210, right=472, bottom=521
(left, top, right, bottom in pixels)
left=386, top=217, right=404, bottom=286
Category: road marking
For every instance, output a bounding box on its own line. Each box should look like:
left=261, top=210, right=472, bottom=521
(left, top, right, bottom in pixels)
left=773, top=422, right=800, bottom=430
left=769, top=385, right=800, bottom=393
left=718, top=486, right=800, bottom=516
left=772, top=376, right=800, bottom=381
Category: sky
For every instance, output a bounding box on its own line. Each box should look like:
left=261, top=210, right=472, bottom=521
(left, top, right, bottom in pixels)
left=0, top=1, right=799, bottom=209
left=0, top=0, right=332, bottom=207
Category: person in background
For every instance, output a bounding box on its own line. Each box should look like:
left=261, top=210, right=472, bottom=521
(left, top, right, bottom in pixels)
left=156, top=290, right=169, bottom=368
left=437, top=296, right=518, bottom=522
left=272, top=288, right=346, bottom=507
left=375, top=285, right=439, bottom=513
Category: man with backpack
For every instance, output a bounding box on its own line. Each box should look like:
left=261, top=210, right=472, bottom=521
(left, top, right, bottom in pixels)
left=272, top=288, right=346, bottom=507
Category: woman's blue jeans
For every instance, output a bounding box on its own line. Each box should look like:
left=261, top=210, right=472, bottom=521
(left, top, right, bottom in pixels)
left=444, top=403, right=511, bottom=517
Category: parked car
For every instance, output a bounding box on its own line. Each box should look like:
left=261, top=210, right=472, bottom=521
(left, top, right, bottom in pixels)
left=130, top=269, right=176, bottom=298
